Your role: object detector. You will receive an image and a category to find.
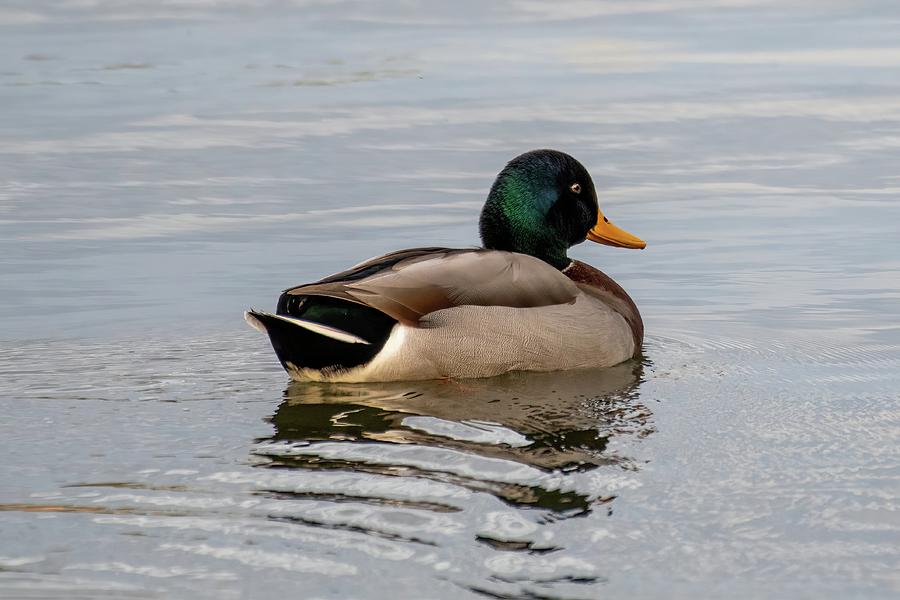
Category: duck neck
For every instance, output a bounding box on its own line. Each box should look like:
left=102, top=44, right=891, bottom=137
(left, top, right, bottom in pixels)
left=479, top=179, right=570, bottom=270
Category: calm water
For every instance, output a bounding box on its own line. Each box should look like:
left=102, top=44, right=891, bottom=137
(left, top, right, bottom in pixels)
left=2, top=1, right=900, bottom=598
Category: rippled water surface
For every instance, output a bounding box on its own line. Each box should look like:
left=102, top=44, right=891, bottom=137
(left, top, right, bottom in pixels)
left=2, top=1, right=900, bottom=598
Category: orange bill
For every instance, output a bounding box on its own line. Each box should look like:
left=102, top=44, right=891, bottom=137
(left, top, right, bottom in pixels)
left=586, top=208, right=646, bottom=249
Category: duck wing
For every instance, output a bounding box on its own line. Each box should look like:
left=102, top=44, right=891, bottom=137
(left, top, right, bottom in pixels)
left=280, top=247, right=580, bottom=325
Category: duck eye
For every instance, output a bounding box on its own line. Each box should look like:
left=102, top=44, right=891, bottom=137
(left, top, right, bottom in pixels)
left=569, top=183, right=581, bottom=194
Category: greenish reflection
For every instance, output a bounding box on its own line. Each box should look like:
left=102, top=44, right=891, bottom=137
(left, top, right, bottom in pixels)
left=259, top=361, right=651, bottom=515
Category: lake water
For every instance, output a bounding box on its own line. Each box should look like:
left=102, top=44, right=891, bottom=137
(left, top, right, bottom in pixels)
left=2, top=1, right=900, bottom=598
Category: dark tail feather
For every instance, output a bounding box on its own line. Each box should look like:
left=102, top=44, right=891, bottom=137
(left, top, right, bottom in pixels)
left=245, top=310, right=387, bottom=373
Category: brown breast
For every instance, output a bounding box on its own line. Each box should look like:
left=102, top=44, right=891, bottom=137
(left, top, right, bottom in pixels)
left=563, top=260, right=644, bottom=357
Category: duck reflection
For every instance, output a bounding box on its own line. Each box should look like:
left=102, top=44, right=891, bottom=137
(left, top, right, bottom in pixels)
left=256, top=362, right=651, bottom=515
left=263, top=359, right=650, bottom=470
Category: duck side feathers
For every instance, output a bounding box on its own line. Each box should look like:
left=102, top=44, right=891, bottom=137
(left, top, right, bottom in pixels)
left=275, top=293, right=635, bottom=383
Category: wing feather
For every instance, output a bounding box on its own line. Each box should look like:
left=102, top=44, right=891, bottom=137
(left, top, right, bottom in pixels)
left=282, top=248, right=579, bottom=325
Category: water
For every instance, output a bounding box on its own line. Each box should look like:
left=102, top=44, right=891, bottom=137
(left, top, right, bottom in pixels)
left=2, top=1, right=900, bottom=598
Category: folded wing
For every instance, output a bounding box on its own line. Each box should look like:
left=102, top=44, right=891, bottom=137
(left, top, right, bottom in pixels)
left=281, top=248, right=580, bottom=325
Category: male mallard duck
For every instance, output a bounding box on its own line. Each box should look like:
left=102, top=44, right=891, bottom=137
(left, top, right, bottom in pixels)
left=246, top=149, right=646, bottom=382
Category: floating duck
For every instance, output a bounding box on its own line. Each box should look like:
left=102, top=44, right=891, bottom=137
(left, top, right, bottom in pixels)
left=246, top=149, right=646, bottom=382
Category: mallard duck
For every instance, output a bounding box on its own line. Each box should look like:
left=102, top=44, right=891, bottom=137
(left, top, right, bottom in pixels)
left=246, top=149, right=646, bottom=382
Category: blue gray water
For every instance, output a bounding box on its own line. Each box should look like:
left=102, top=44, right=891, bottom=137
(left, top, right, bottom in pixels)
left=2, top=1, right=900, bottom=598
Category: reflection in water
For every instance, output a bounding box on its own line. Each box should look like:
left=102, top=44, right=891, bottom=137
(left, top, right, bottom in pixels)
left=254, top=361, right=651, bottom=517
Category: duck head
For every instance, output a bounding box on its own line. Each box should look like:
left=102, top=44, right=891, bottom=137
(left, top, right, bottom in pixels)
left=479, top=149, right=645, bottom=269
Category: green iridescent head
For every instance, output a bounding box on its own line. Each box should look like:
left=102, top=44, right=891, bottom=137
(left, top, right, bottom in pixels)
left=480, top=149, right=646, bottom=269
left=479, top=150, right=590, bottom=269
